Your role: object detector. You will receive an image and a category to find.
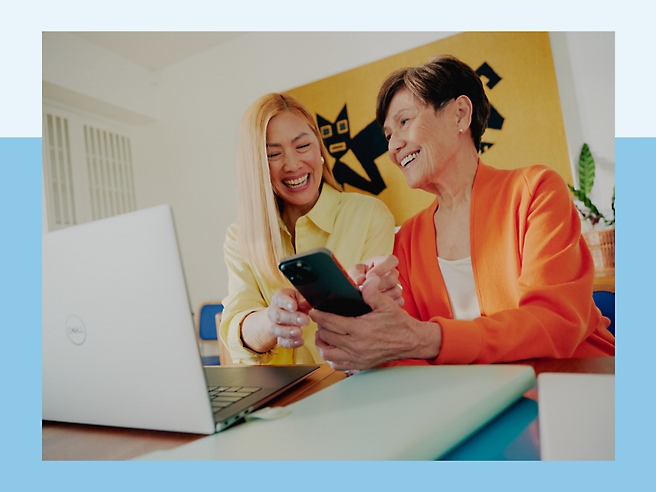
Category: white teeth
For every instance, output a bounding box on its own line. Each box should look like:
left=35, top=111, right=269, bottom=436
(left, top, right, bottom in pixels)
left=401, top=152, right=419, bottom=168
left=284, top=174, right=309, bottom=188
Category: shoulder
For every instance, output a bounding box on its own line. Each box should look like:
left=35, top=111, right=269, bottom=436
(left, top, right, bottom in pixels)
left=225, top=222, right=238, bottom=238
left=477, top=162, right=567, bottom=196
left=517, top=164, right=565, bottom=188
left=338, top=189, right=383, bottom=206
left=336, top=189, right=393, bottom=216
left=223, top=222, right=239, bottom=247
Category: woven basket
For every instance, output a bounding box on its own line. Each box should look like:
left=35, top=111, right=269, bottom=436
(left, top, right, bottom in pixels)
left=582, top=228, right=615, bottom=276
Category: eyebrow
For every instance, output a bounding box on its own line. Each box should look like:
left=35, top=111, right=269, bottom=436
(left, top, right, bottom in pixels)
left=266, top=132, right=310, bottom=148
left=382, top=109, right=405, bottom=134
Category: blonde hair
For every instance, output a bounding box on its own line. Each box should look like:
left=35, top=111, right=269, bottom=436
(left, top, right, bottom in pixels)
left=236, top=93, right=342, bottom=285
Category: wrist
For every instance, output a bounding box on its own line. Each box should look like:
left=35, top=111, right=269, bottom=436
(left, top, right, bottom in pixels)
left=408, top=319, right=442, bottom=361
left=241, top=310, right=277, bottom=353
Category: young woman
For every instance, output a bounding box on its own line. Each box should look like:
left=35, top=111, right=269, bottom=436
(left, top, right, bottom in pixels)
left=220, top=93, right=398, bottom=365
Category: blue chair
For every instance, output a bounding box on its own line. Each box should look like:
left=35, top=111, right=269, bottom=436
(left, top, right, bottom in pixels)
left=197, top=303, right=224, bottom=365
left=593, top=291, right=615, bottom=337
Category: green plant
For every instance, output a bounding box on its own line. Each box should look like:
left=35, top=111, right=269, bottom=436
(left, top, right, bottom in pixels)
left=567, top=143, right=615, bottom=227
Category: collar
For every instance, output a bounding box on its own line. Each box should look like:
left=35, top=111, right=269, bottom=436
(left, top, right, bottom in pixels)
left=278, top=183, right=340, bottom=236
left=306, top=184, right=339, bottom=234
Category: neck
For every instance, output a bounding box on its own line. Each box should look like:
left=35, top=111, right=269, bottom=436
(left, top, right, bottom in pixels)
left=427, top=154, right=479, bottom=210
left=279, top=190, right=320, bottom=241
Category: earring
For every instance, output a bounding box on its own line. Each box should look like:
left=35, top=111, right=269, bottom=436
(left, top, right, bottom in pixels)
left=321, top=157, right=325, bottom=164
left=459, top=128, right=463, bottom=134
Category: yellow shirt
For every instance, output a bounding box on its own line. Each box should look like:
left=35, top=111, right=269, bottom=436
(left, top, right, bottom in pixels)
left=220, top=185, right=395, bottom=364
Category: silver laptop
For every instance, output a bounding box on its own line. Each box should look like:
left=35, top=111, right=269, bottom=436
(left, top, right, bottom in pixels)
left=42, top=204, right=318, bottom=434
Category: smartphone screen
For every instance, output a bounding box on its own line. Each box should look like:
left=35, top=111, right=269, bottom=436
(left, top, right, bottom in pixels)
left=278, top=248, right=371, bottom=317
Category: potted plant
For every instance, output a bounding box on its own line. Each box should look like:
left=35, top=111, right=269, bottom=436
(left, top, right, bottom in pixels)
left=568, top=143, right=615, bottom=276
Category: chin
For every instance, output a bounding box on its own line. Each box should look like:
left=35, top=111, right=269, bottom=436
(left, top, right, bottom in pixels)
left=405, top=165, right=433, bottom=190
left=289, top=189, right=319, bottom=206
left=402, top=170, right=421, bottom=190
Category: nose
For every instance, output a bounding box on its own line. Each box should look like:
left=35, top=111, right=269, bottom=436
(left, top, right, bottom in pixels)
left=388, top=133, right=405, bottom=164
left=282, top=151, right=302, bottom=171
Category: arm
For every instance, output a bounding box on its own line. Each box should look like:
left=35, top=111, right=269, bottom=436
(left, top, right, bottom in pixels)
left=219, top=224, right=274, bottom=364
left=221, top=224, right=333, bottom=364
left=220, top=225, right=312, bottom=363
left=431, top=167, right=613, bottom=363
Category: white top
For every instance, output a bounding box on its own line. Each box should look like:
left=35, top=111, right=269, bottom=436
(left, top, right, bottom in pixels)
left=437, top=256, right=481, bottom=320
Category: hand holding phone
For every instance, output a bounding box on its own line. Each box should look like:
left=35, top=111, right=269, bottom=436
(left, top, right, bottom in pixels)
left=278, top=248, right=372, bottom=317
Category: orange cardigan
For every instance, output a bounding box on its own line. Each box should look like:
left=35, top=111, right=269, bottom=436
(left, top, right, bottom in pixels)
left=393, top=162, right=615, bottom=364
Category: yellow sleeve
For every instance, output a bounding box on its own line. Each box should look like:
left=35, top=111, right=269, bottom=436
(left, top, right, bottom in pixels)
left=219, top=224, right=278, bottom=365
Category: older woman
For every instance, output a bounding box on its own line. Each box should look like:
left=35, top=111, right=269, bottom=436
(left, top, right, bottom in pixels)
left=312, top=55, right=615, bottom=370
left=220, top=93, right=398, bottom=365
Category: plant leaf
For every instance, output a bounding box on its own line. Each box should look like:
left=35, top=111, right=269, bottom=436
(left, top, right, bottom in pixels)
left=578, top=143, right=595, bottom=196
left=606, top=186, right=616, bottom=226
left=569, top=186, right=605, bottom=223
left=611, top=186, right=615, bottom=217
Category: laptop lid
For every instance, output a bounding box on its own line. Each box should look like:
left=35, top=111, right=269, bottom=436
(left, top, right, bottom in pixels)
left=42, top=204, right=317, bottom=435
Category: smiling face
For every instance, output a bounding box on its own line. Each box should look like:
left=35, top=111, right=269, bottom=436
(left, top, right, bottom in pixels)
left=383, top=89, right=461, bottom=191
left=266, top=111, right=323, bottom=215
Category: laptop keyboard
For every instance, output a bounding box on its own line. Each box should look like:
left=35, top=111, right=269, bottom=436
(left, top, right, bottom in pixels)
left=209, top=386, right=261, bottom=414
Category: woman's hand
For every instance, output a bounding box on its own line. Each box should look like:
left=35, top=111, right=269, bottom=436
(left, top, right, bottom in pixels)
left=265, top=288, right=312, bottom=349
left=348, top=255, right=404, bottom=307
left=240, top=288, right=311, bottom=353
left=312, top=273, right=441, bottom=371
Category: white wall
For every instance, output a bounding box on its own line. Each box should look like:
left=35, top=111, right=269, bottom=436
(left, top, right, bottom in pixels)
left=42, top=32, right=614, bottom=311
left=551, top=32, right=615, bottom=218
left=43, top=33, right=159, bottom=123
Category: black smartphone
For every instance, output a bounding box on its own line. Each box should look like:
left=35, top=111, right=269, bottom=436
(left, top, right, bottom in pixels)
left=278, top=248, right=372, bottom=317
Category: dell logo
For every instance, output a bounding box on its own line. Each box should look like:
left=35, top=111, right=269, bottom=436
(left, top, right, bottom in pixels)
left=65, top=315, right=86, bottom=345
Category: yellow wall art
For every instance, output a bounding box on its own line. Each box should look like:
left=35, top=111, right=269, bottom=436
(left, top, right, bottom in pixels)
left=287, top=31, right=571, bottom=226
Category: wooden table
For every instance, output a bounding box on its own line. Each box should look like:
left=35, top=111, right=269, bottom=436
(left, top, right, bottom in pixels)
left=42, top=364, right=345, bottom=461
left=593, top=272, right=615, bottom=292
left=516, top=356, right=614, bottom=401
left=42, top=358, right=613, bottom=461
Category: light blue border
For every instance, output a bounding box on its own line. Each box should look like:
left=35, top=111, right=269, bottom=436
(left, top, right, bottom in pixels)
left=1, top=137, right=42, bottom=468
left=3, top=137, right=655, bottom=491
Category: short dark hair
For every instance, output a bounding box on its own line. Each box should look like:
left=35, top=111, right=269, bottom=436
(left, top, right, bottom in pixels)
left=376, top=54, right=491, bottom=151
